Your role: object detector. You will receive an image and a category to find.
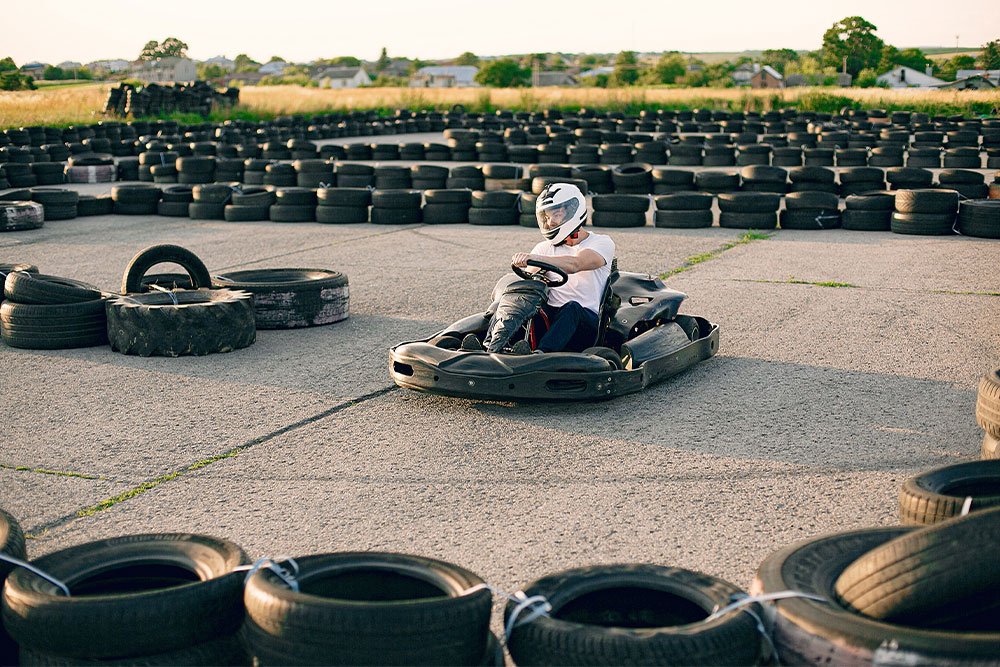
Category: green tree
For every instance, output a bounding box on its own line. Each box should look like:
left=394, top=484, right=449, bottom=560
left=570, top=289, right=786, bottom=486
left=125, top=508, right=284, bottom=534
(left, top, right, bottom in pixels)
left=855, top=68, right=879, bottom=87
left=612, top=50, right=639, bottom=86
left=43, top=65, right=64, bottom=80
left=579, top=54, right=598, bottom=67
left=328, top=56, right=360, bottom=67
left=455, top=51, right=479, bottom=66
left=268, top=55, right=286, bottom=63
left=197, top=63, right=225, bottom=80
left=474, top=58, right=530, bottom=87
left=647, top=52, right=686, bottom=84
left=139, top=37, right=189, bottom=61
left=761, top=48, right=800, bottom=75
left=407, top=59, right=429, bottom=75
left=978, top=39, right=1000, bottom=69
left=76, top=66, right=93, bottom=80
left=234, top=54, right=259, bottom=72
left=375, top=47, right=390, bottom=72
left=936, top=54, right=976, bottom=80
left=821, top=16, right=884, bottom=76
left=0, top=71, right=34, bottom=90
left=878, top=46, right=929, bottom=74
left=0, top=57, right=17, bottom=73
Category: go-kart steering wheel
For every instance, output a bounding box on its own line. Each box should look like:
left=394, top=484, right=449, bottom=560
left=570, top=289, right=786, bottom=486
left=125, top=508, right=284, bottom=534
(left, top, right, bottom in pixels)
left=511, top=259, right=568, bottom=287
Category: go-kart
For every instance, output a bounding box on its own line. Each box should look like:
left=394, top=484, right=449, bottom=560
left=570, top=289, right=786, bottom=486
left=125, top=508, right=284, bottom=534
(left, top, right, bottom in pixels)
left=389, top=259, right=719, bottom=401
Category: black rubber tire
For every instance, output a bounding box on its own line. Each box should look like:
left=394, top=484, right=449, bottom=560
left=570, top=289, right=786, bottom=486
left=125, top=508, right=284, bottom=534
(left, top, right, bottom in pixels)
left=591, top=194, right=650, bottom=213
left=720, top=212, right=778, bottom=229
left=1, top=533, right=248, bottom=659
left=654, top=209, right=714, bottom=228
left=895, top=189, right=959, bottom=215
left=424, top=189, right=472, bottom=205
left=17, top=634, right=248, bottom=666
left=156, top=201, right=191, bottom=217
left=957, top=200, right=1000, bottom=239
left=506, top=564, right=762, bottom=666
left=0, top=202, right=45, bottom=231
left=187, top=202, right=226, bottom=220
left=471, top=190, right=519, bottom=209
left=740, top=165, right=787, bottom=184
left=780, top=209, right=841, bottom=230
left=839, top=167, right=885, bottom=184
left=983, top=434, right=999, bottom=460
left=231, top=188, right=275, bottom=207
left=590, top=210, right=646, bottom=227
left=371, top=190, right=421, bottom=208
left=0, top=299, right=108, bottom=349
left=223, top=205, right=270, bottom=222
left=0, top=508, right=26, bottom=667
left=784, top=191, right=839, bottom=210
left=106, top=289, right=256, bottom=356
left=717, top=192, right=781, bottom=213
left=422, top=204, right=470, bottom=224
left=788, top=166, right=836, bottom=184
left=654, top=192, right=714, bottom=211
left=886, top=167, right=934, bottom=188
left=274, top=187, right=317, bottom=206
left=3, top=272, right=102, bottom=305
left=897, top=460, right=1000, bottom=526
left=938, top=169, right=984, bottom=185
left=370, top=207, right=421, bottom=224
left=269, top=204, right=315, bottom=223
left=890, top=212, right=955, bottom=236
left=582, top=346, right=624, bottom=370
left=76, top=195, right=113, bottom=217
left=317, top=188, right=371, bottom=207
left=468, top=207, right=517, bottom=226
left=751, top=527, right=1000, bottom=664
left=694, top=171, right=740, bottom=193
left=976, top=369, right=1000, bottom=439
left=315, top=206, right=368, bottom=224
left=482, top=164, right=520, bottom=179
left=242, top=552, right=492, bottom=666
left=834, top=507, right=1000, bottom=628
left=211, top=269, right=349, bottom=329
left=651, top=169, right=695, bottom=186
left=121, top=244, right=212, bottom=294
left=138, top=273, right=195, bottom=292
left=30, top=188, right=78, bottom=208
left=842, top=210, right=892, bottom=231
left=844, top=192, right=895, bottom=211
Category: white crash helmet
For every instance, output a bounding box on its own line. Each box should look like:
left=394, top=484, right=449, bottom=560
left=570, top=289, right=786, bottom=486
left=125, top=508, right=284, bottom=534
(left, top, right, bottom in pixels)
left=536, top=182, right=587, bottom=246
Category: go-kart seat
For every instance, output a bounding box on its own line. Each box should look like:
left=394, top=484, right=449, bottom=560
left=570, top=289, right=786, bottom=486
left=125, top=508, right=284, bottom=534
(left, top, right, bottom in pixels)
left=528, top=257, right=620, bottom=350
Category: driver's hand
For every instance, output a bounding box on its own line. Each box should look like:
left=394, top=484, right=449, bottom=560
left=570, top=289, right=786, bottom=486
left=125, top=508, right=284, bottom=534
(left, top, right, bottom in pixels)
left=512, top=252, right=531, bottom=268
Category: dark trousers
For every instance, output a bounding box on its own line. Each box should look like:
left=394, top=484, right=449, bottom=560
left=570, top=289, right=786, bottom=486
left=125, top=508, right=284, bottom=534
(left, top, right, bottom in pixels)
left=538, top=301, right=599, bottom=353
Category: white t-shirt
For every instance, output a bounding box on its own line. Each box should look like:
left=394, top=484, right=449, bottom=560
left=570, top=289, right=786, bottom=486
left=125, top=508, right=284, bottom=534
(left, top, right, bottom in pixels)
left=530, top=232, right=615, bottom=315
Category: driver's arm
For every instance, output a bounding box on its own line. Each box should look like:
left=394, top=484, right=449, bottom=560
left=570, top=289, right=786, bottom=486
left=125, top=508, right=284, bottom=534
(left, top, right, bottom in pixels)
left=514, top=250, right=605, bottom=275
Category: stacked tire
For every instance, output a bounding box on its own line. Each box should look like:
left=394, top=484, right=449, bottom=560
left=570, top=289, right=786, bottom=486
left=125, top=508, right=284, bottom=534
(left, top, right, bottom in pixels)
left=423, top=189, right=472, bottom=224
left=316, top=187, right=370, bottom=224
left=30, top=188, right=79, bottom=221
left=887, top=167, right=933, bottom=191
left=189, top=183, right=235, bottom=220
left=842, top=191, right=894, bottom=231
left=781, top=191, right=841, bottom=230
left=112, top=184, right=161, bottom=215
left=977, top=369, right=1000, bottom=459
left=938, top=169, right=989, bottom=200
left=212, top=269, right=349, bottom=329
left=718, top=192, right=780, bottom=229
left=1, top=269, right=108, bottom=349
left=892, top=189, right=959, bottom=235
left=270, top=187, right=317, bottom=223
left=370, top=190, right=421, bottom=224
left=788, top=166, right=837, bottom=194
left=898, top=460, right=1000, bottom=524
left=0, top=201, right=44, bottom=232
left=739, top=166, right=787, bottom=194
left=469, top=190, right=519, bottom=226
left=654, top=192, right=714, bottom=228
left=838, top=167, right=885, bottom=197
left=176, top=156, right=215, bottom=185
left=956, top=200, right=1000, bottom=238
left=590, top=194, right=648, bottom=228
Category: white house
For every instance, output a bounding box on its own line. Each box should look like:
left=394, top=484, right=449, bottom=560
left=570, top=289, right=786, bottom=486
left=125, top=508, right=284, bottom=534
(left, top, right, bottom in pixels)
left=315, top=67, right=371, bottom=89
left=876, top=65, right=944, bottom=89
left=258, top=61, right=288, bottom=75
left=131, top=57, right=197, bottom=83
left=409, top=66, right=479, bottom=87
left=203, top=56, right=236, bottom=71
left=733, top=63, right=756, bottom=85
left=87, top=59, right=130, bottom=74
left=956, top=69, right=1000, bottom=85
left=578, top=66, right=615, bottom=78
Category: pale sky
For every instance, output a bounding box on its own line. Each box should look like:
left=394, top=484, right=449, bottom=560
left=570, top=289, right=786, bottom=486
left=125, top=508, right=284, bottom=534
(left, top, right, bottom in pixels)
left=6, top=0, right=999, bottom=65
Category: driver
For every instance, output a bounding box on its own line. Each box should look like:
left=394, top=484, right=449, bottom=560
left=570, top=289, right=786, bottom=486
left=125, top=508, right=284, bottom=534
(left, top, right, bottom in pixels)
left=462, top=182, right=615, bottom=354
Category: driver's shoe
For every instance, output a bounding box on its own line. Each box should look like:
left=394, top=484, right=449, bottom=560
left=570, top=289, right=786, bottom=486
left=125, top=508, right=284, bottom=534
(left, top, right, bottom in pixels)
left=509, top=340, right=532, bottom=355
left=460, top=334, right=484, bottom=351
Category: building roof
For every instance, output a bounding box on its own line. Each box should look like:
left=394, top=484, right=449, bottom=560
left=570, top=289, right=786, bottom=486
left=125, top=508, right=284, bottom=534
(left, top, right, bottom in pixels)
left=535, top=71, right=577, bottom=86
left=758, top=65, right=783, bottom=80
left=875, top=66, right=944, bottom=88
left=415, top=66, right=478, bottom=83
left=935, top=74, right=998, bottom=88
left=317, top=67, right=366, bottom=79
left=578, top=66, right=615, bottom=77
left=956, top=69, right=1000, bottom=83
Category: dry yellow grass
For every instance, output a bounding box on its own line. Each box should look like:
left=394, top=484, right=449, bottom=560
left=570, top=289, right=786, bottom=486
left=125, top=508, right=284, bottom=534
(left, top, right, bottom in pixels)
left=0, top=84, right=112, bottom=129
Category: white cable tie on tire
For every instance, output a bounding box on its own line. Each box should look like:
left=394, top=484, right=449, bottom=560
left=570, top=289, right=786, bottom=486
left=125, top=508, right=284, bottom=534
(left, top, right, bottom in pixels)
left=707, top=591, right=825, bottom=667
left=237, top=556, right=300, bottom=592
left=960, top=496, right=973, bottom=516
left=146, top=283, right=179, bottom=305
left=458, top=583, right=552, bottom=644
left=0, top=553, right=71, bottom=597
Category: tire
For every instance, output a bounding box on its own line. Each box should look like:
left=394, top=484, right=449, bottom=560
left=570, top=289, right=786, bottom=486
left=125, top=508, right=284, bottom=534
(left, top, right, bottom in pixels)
left=654, top=192, right=714, bottom=211
left=834, top=507, right=1000, bottom=628
left=76, top=195, right=113, bottom=217
left=788, top=166, right=835, bottom=184
left=315, top=206, right=368, bottom=224
left=750, top=527, right=1000, bottom=665
left=0, top=299, right=108, bottom=349
left=720, top=212, right=777, bottom=229
left=842, top=210, right=891, bottom=231
left=1, top=533, right=247, bottom=659
left=891, top=212, right=954, bottom=236
left=471, top=190, right=519, bottom=209
left=424, top=189, right=472, bottom=205
left=0, top=507, right=27, bottom=566
left=231, top=188, right=276, bottom=207
left=422, top=204, right=470, bottom=224
left=17, top=635, right=248, bottom=666
left=269, top=204, right=315, bottom=223
left=467, top=207, right=517, bottom=226
left=780, top=209, right=841, bottom=230
left=784, top=190, right=839, bottom=210
left=897, top=460, right=1000, bottom=525
left=654, top=209, right=714, bottom=228
left=274, top=187, right=317, bottom=207
left=844, top=191, right=895, bottom=211
left=886, top=167, right=934, bottom=188
left=611, top=163, right=653, bottom=192
left=106, top=289, right=256, bottom=356
left=694, top=171, right=739, bottom=193
left=895, top=189, right=959, bottom=215
left=977, top=369, right=1000, bottom=439
left=591, top=210, right=646, bottom=227
left=3, top=272, right=102, bottom=305
left=121, top=244, right=212, bottom=294
left=242, top=552, right=492, bottom=666
left=187, top=202, right=227, bottom=220
left=717, top=192, right=781, bottom=213
left=370, top=207, right=421, bottom=224
left=223, top=205, right=270, bottom=222
left=938, top=169, right=985, bottom=185
left=984, top=434, right=999, bottom=460
left=740, top=165, right=787, bottom=184
left=506, top=565, right=762, bottom=666
left=839, top=167, right=885, bottom=184
left=211, top=269, right=349, bottom=329
left=0, top=202, right=44, bottom=231
left=157, top=201, right=191, bottom=217
left=317, top=188, right=371, bottom=207
left=957, top=200, right=1000, bottom=239
left=582, top=346, right=624, bottom=370
left=591, top=194, right=650, bottom=213
left=371, top=190, right=421, bottom=209
left=482, top=164, right=520, bottom=179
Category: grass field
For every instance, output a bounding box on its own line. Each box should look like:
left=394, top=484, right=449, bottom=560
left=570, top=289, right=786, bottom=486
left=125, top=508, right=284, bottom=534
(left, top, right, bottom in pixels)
left=2, top=84, right=999, bottom=130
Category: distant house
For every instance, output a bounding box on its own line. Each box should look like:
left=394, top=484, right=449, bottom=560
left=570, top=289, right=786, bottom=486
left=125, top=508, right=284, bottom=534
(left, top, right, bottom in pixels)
left=131, top=57, right=197, bottom=83
left=315, top=67, right=371, bottom=89
left=534, top=71, right=577, bottom=86
left=733, top=63, right=756, bottom=85
left=409, top=65, right=479, bottom=87
left=876, top=66, right=944, bottom=89
left=750, top=65, right=783, bottom=89
left=57, top=61, right=82, bottom=71
left=86, top=59, right=130, bottom=74
left=258, top=61, right=288, bottom=75
left=227, top=71, right=269, bottom=86
left=578, top=66, right=615, bottom=79
left=955, top=69, right=1000, bottom=85
left=380, top=59, right=412, bottom=78
left=935, top=74, right=997, bottom=90
left=20, top=62, right=47, bottom=80
left=203, top=56, right=236, bottom=71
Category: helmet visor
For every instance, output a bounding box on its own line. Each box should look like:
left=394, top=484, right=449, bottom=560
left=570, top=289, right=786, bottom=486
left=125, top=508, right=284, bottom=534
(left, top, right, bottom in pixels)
left=537, top=199, right=580, bottom=230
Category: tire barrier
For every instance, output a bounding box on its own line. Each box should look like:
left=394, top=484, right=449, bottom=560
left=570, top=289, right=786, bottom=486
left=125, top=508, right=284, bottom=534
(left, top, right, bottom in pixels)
left=104, top=81, right=239, bottom=119
left=653, top=192, right=714, bottom=229
left=1, top=268, right=108, bottom=350
left=898, top=460, right=1000, bottom=525
left=211, top=269, right=349, bottom=329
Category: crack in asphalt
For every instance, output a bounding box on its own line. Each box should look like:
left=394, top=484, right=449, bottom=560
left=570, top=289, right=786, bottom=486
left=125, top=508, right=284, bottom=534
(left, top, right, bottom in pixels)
left=0, top=463, right=120, bottom=483
left=25, top=385, right=399, bottom=539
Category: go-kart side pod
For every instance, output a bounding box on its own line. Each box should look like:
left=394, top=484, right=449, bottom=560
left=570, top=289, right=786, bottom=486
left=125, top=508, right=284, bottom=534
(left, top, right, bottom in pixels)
left=389, top=316, right=719, bottom=401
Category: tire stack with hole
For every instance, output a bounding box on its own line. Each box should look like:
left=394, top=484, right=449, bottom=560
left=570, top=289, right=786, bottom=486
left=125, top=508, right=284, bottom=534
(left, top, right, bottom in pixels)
left=892, top=189, right=959, bottom=235
left=1, top=267, right=108, bottom=350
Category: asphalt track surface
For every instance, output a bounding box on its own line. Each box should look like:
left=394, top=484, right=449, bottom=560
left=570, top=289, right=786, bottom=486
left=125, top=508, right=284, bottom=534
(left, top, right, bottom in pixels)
left=1, top=132, right=997, bottom=640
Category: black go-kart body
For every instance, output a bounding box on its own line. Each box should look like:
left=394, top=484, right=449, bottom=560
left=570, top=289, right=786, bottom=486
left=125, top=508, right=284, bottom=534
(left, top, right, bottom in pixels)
left=389, top=264, right=719, bottom=401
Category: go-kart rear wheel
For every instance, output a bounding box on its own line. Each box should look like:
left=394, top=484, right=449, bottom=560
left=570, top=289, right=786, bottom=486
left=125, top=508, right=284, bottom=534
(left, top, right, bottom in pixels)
left=429, top=334, right=461, bottom=350
left=675, top=315, right=701, bottom=342
left=582, top=346, right=624, bottom=370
